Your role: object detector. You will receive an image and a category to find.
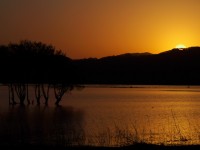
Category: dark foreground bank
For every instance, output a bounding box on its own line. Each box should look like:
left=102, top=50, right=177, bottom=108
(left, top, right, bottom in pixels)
left=2, top=144, right=200, bottom=150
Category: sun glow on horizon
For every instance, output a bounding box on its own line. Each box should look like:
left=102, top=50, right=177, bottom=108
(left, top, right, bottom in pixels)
left=175, top=44, right=186, bottom=49
left=1, top=0, right=200, bottom=58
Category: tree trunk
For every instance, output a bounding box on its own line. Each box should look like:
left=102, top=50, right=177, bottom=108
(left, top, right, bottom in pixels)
left=35, top=84, right=41, bottom=105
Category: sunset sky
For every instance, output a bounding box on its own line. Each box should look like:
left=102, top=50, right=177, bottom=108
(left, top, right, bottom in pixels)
left=0, top=0, right=200, bottom=59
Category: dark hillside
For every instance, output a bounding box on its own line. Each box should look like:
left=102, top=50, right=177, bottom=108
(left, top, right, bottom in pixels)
left=1, top=41, right=200, bottom=85
left=73, top=47, right=200, bottom=85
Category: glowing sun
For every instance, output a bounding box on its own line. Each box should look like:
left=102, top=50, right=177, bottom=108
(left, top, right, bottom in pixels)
left=175, top=44, right=186, bottom=49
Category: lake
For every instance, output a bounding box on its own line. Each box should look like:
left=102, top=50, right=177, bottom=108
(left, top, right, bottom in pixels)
left=0, top=85, right=200, bottom=146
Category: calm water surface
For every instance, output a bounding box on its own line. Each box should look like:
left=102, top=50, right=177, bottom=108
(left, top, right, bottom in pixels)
left=0, top=85, right=200, bottom=146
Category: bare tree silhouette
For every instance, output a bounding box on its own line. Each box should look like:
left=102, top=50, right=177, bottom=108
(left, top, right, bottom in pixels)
left=35, top=84, right=42, bottom=105
left=26, top=83, right=30, bottom=105
left=1, top=40, right=76, bottom=106
left=8, top=84, right=17, bottom=105
left=41, top=84, right=50, bottom=105
left=15, top=84, right=26, bottom=105
left=54, top=84, right=73, bottom=106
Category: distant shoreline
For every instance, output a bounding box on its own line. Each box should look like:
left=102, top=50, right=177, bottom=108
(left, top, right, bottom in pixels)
left=1, top=83, right=200, bottom=89
left=1, top=144, right=200, bottom=150
left=83, top=84, right=200, bottom=89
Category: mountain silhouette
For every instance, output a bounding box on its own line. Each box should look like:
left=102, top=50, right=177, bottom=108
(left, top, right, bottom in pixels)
left=1, top=41, right=200, bottom=85
left=73, top=47, right=200, bottom=85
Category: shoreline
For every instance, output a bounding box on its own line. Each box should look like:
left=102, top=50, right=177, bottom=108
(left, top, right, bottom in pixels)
left=1, top=143, right=200, bottom=150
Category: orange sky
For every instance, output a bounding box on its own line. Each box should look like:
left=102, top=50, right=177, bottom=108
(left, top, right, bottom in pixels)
left=0, top=0, right=200, bottom=59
